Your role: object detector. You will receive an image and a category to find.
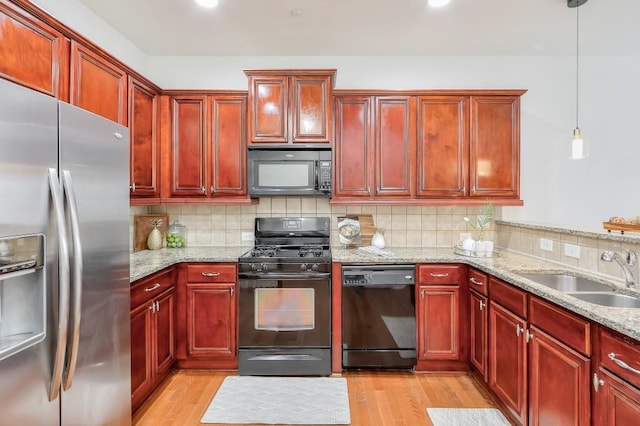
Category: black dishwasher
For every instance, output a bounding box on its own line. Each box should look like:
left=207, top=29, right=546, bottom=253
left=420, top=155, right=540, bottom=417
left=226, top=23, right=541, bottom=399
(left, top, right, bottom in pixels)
left=342, top=264, right=416, bottom=369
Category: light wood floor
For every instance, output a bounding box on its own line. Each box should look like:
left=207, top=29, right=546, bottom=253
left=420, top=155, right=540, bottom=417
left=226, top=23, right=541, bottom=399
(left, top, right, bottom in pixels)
left=133, top=370, right=498, bottom=426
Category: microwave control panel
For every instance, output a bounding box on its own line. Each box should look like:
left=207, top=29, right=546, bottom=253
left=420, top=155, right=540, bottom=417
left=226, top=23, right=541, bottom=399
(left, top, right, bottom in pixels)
left=318, top=161, right=332, bottom=192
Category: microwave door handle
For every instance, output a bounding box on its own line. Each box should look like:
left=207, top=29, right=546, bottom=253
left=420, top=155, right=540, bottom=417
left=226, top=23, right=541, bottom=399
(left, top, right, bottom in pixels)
left=314, top=160, right=319, bottom=190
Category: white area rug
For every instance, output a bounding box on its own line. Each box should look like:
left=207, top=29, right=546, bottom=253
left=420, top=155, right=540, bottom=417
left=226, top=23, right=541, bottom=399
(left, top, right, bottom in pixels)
left=201, top=376, right=351, bottom=424
left=427, top=408, right=510, bottom=426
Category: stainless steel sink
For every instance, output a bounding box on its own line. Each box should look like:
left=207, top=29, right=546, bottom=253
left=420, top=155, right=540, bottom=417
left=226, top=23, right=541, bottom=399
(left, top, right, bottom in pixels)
left=566, top=292, right=640, bottom=308
left=519, top=273, right=613, bottom=292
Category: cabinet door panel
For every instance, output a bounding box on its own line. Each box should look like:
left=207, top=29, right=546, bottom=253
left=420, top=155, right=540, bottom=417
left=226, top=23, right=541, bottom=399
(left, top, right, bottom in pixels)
left=154, top=289, right=175, bottom=376
left=374, top=97, right=416, bottom=197
left=528, top=326, right=590, bottom=426
left=0, top=2, right=69, bottom=99
left=470, top=96, right=520, bottom=198
left=129, top=78, right=159, bottom=197
left=334, top=96, right=372, bottom=197
left=171, top=96, right=206, bottom=196
left=70, top=41, right=127, bottom=125
left=417, top=96, right=468, bottom=197
left=417, top=285, right=459, bottom=360
left=209, top=95, right=246, bottom=195
left=489, top=301, right=527, bottom=425
left=248, top=76, right=288, bottom=143
left=130, top=303, right=152, bottom=411
left=291, top=75, right=331, bottom=143
left=470, top=291, right=488, bottom=381
left=186, top=283, right=236, bottom=358
left=598, top=368, right=640, bottom=426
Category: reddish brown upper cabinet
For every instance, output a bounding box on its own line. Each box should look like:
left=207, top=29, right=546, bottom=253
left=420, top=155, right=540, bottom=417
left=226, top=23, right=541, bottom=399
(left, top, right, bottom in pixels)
left=245, top=69, right=335, bottom=145
left=0, top=0, right=69, bottom=99
left=164, top=93, right=249, bottom=202
left=129, top=77, right=160, bottom=200
left=70, top=41, right=128, bottom=125
left=333, top=93, right=416, bottom=201
left=416, top=96, right=469, bottom=198
left=415, top=264, right=467, bottom=371
left=469, top=95, right=521, bottom=199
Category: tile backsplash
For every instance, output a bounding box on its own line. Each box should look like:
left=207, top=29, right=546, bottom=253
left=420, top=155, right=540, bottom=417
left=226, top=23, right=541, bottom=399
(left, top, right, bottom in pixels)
left=129, top=197, right=498, bottom=251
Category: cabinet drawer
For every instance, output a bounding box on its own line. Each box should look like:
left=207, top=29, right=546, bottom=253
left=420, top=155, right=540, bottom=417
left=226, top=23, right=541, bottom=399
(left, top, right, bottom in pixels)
left=468, top=268, right=488, bottom=296
left=131, top=268, right=174, bottom=308
left=418, top=264, right=462, bottom=285
left=187, top=263, right=237, bottom=283
left=529, top=296, right=590, bottom=356
left=600, top=329, right=640, bottom=389
left=489, top=277, right=527, bottom=318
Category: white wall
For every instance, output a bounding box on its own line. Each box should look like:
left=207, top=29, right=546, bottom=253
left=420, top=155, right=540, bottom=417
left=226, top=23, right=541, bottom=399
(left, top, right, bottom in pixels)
left=29, top=0, right=148, bottom=75
left=28, top=2, right=640, bottom=232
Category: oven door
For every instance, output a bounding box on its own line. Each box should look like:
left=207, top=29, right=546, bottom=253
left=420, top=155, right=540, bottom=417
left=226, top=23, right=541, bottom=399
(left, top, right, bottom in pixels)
left=238, top=273, right=331, bottom=348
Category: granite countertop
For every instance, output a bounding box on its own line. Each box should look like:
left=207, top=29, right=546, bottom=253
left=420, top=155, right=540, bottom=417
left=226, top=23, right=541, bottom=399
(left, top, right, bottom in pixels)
left=130, top=245, right=640, bottom=342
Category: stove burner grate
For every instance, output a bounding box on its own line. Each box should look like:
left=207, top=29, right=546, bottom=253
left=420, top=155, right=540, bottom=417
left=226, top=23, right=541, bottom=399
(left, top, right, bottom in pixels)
left=298, top=244, right=324, bottom=258
left=251, top=245, right=280, bottom=257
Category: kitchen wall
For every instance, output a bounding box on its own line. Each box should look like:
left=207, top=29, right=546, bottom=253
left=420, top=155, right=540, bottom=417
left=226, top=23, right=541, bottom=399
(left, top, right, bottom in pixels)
left=129, top=200, right=498, bottom=250
left=37, top=0, right=640, bottom=231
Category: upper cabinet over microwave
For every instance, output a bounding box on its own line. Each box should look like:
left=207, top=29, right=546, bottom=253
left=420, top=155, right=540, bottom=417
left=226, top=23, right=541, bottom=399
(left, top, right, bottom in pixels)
left=244, top=69, right=336, bottom=146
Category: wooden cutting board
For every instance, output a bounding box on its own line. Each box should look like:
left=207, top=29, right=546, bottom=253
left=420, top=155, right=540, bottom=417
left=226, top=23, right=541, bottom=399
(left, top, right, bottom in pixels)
left=134, top=214, right=169, bottom=251
left=339, top=214, right=376, bottom=247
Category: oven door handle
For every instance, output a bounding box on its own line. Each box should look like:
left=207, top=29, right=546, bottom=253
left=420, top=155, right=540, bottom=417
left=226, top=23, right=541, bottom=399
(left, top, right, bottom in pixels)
left=238, top=272, right=331, bottom=280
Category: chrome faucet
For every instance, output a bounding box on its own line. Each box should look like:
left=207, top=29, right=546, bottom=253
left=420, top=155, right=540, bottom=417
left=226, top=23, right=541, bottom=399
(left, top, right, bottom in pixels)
left=601, top=248, right=639, bottom=288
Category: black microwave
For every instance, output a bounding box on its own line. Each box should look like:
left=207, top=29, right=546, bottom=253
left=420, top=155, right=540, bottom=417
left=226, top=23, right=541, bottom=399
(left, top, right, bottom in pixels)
left=248, top=149, right=332, bottom=196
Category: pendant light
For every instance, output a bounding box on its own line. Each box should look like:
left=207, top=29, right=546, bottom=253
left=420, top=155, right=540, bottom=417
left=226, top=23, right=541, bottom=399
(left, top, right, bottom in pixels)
left=568, top=0, right=589, bottom=159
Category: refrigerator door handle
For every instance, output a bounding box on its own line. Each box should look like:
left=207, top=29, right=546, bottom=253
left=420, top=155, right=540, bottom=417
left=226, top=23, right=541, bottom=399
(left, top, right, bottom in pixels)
left=61, top=170, right=83, bottom=391
left=48, top=168, right=70, bottom=402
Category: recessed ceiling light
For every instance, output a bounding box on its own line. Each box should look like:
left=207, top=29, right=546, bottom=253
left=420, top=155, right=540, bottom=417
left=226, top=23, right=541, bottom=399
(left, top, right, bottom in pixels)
left=428, top=0, right=451, bottom=7
left=195, top=0, right=218, bottom=8
left=290, top=9, right=303, bottom=17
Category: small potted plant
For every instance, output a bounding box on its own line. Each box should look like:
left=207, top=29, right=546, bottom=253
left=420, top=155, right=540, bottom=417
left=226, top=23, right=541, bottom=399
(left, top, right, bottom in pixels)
left=371, top=227, right=386, bottom=249
left=463, top=203, right=495, bottom=255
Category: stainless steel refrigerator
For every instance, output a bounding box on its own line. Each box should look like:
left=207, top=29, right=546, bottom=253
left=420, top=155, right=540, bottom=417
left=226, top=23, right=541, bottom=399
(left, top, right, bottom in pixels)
left=0, top=78, right=131, bottom=425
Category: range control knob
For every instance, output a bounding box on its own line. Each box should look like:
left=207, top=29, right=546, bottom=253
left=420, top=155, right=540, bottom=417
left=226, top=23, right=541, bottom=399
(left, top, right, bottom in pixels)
left=260, top=263, right=268, bottom=272
left=300, top=263, right=308, bottom=271
left=311, top=264, right=319, bottom=271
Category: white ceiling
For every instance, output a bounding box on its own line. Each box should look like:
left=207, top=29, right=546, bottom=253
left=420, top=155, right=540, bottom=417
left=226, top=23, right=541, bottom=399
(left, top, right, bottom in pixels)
left=74, top=0, right=638, bottom=57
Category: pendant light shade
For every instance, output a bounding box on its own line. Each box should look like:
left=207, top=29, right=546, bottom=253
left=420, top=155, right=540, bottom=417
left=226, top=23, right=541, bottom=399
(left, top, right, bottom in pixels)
left=568, top=0, right=589, bottom=160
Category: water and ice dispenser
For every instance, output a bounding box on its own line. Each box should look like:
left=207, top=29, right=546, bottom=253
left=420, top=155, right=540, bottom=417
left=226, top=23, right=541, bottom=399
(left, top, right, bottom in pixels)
left=0, top=234, right=45, bottom=362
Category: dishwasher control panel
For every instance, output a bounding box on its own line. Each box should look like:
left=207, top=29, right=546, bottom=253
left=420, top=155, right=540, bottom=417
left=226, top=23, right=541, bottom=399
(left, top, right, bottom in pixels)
left=342, top=265, right=415, bottom=286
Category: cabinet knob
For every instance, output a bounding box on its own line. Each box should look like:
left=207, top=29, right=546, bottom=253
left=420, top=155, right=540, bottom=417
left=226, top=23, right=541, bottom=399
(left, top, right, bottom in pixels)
left=479, top=299, right=486, bottom=311
left=516, top=324, right=524, bottom=337
left=593, top=373, right=604, bottom=392
left=525, top=329, right=534, bottom=343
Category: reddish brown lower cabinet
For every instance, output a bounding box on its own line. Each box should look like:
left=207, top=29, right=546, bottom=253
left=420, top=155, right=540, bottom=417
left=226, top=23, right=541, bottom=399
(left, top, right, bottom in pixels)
left=130, top=268, right=176, bottom=414
left=469, top=290, right=488, bottom=381
left=489, top=300, right=528, bottom=425
left=177, top=263, right=237, bottom=369
left=415, top=264, right=466, bottom=371
left=595, top=368, right=640, bottom=426
left=527, top=326, right=590, bottom=426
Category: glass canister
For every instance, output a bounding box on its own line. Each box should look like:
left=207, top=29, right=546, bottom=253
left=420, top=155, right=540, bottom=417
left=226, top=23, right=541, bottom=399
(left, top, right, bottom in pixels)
left=166, top=220, right=187, bottom=248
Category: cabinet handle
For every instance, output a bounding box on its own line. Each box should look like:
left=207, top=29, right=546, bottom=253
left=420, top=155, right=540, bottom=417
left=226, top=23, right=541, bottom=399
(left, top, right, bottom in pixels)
left=230, top=287, right=235, bottom=296
left=479, top=300, right=486, bottom=311
left=201, top=186, right=206, bottom=194
left=149, top=303, right=155, bottom=313
left=593, top=373, right=604, bottom=392
left=130, top=183, right=136, bottom=193
left=201, top=272, right=221, bottom=277
left=460, top=185, right=465, bottom=194
left=144, top=283, right=161, bottom=292
left=420, top=289, right=425, bottom=298
left=471, top=185, right=476, bottom=194
left=430, top=273, right=449, bottom=278
left=210, top=185, right=215, bottom=193
left=469, top=277, right=484, bottom=286
left=526, top=329, right=534, bottom=343
left=516, top=324, right=524, bottom=337
left=608, top=352, right=640, bottom=375
left=155, top=301, right=160, bottom=312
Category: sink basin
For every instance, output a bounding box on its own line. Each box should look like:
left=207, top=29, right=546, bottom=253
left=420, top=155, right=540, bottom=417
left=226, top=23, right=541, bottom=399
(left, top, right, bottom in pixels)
left=566, top=292, right=640, bottom=308
left=519, top=273, right=613, bottom=292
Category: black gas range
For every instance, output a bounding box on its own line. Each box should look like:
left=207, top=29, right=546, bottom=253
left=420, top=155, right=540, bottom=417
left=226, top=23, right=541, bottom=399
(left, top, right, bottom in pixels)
left=238, top=217, right=332, bottom=274
left=237, top=217, right=332, bottom=376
